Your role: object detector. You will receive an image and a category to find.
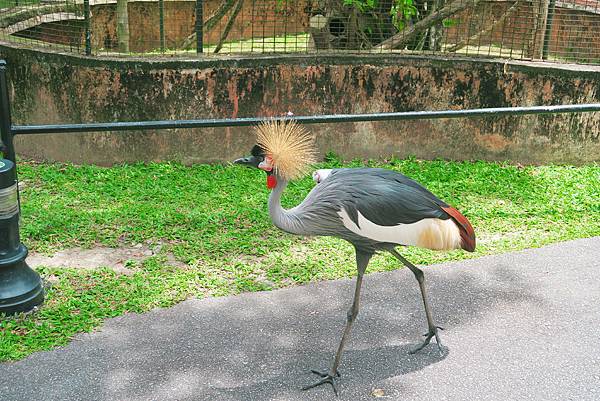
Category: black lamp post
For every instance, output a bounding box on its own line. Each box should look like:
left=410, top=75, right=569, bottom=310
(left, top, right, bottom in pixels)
left=0, top=159, right=44, bottom=314
left=0, top=60, right=44, bottom=315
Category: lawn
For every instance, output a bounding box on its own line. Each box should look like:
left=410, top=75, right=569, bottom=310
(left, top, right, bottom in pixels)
left=0, top=0, right=40, bottom=8
left=1, top=156, right=599, bottom=361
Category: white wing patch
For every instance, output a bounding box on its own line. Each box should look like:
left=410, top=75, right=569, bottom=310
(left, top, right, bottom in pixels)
left=338, top=208, right=461, bottom=250
left=312, top=169, right=333, bottom=184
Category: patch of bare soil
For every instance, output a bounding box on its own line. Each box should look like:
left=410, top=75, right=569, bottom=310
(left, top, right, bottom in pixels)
left=27, top=244, right=186, bottom=274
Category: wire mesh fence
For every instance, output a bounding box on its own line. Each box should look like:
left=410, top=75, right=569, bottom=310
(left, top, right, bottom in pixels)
left=0, top=0, right=599, bottom=64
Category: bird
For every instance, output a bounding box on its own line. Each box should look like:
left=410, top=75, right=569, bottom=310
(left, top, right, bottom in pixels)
left=234, top=120, right=475, bottom=395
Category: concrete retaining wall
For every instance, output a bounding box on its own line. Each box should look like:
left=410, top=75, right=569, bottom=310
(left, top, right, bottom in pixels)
left=1, top=44, right=599, bottom=165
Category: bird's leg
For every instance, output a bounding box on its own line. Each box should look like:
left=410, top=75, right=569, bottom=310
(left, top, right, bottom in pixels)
left=389, top=248, right=444, bottom=355
left=303, top=250, right=372, bottom=396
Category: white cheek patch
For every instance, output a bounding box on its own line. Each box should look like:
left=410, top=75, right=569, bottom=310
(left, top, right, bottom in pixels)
left=258, top=158, right=273, bottom=171
left=312, top=169, right=333, bottom=184
left=337, top=208, right=461, bottom=250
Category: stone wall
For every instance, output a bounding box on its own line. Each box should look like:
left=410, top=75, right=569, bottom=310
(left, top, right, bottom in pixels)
left=1, top=44, right=599, bottom=165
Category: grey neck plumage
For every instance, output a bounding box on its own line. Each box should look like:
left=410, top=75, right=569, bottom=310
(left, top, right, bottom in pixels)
left=267, top=175, right=307, bottom=235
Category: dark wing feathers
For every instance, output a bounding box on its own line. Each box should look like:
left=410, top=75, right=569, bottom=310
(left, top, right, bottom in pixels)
left=302, top=167, right=476, bottom=252
left=326, top=168, right=449, bottom=227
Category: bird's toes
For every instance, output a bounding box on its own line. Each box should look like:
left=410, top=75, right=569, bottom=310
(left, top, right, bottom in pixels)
left=310, top=369, right=340, bottom=378
left=303, top=371, right=340, bottom=396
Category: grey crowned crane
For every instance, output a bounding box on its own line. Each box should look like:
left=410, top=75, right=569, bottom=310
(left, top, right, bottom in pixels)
left=234, top=121, right=475, bottom=395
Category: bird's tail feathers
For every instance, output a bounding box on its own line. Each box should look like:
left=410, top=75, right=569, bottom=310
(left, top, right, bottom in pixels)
left=442, top=206, right=476, bottom=252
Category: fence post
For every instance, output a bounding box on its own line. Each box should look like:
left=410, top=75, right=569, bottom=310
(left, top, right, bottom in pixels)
left=542, top=0, right=556, bottom=60
left=0, top=61, right=15, bottom=163
left=159, top=0, right=165, bottom=52
left=84, top=0, right=91, bottom=55
left=0, top=60, right=44, bottom=315
left=196, top=0, right=203, bottom=53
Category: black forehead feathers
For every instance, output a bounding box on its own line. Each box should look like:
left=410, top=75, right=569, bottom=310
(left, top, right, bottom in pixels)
left=251, top=144, right=265, bottom=157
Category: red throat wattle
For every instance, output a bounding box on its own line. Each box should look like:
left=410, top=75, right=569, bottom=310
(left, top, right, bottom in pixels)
left=266, top=175, right=277, bottom=190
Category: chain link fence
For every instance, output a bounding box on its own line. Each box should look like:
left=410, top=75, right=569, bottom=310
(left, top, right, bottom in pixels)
left=0, top=0, right=599, bottom=64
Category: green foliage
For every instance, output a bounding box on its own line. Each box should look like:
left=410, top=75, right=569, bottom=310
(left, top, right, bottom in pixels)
left=344, top=0, right=378, bottom=12
left=390, top=0, right=419, bottom=31
left=442, top=18, right=458, bottom=28
left=274, top=0, right=292, bottom=13
left=1, top=159, right=599, bottom=361
left=340, top=0, right=418, bottom=31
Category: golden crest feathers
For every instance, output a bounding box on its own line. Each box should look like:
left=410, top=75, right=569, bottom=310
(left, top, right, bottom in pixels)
left=255, top=120, right=317, bottom=181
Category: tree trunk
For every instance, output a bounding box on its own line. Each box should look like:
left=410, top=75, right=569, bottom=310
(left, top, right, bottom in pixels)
left=377, top=0, right=481, bottom=50
left=527, top=0, right=545, bottom=58
left=448, top=1, right=519, bottom=52
left=308, top=14, right=332, bottom=50
left=534, top=0, right=551, bottom=59
left=213, top=0, right=244, bottom=53
left=428, top=0, right=445, bottom=51
left=117, top=0, right=129, bottom=53
left=181, top=0, right=238, bottom=50
left=307, top=0, right=398, bottom=50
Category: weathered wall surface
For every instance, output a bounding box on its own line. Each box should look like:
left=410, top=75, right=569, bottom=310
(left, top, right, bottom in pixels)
left=1, top=44, right=599, bottom=165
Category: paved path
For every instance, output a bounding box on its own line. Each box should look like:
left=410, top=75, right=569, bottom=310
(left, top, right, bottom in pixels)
left=2, top=238, right=599, bottom=401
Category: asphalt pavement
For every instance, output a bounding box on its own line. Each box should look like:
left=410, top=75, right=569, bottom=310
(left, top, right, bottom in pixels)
left=1, top=237, right=599, bottom=401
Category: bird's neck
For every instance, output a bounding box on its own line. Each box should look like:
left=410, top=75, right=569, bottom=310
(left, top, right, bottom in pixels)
left=267, top=175, right=304, bottom=235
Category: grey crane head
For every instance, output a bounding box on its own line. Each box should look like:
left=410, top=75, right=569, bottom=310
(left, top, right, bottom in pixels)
left=234, top=145, right=274, bottom=173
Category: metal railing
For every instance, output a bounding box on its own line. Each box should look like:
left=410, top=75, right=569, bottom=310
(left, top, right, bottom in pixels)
left=0, top=1, right=600, bottom=64
left=1, top=57, right=600, bottom=314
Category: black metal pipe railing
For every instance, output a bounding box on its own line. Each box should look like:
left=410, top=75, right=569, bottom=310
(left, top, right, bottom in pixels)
left=11, top=104, right=600, bottom=136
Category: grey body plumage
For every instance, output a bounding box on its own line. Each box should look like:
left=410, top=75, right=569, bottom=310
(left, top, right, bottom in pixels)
left=270, top=168, right=453, bottom=253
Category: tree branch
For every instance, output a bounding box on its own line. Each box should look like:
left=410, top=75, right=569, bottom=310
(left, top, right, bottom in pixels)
left=447, top=1, right=519, bottom=52
left=214, top=0, right=244, bottom=53
left=182, top=0, right=238, bottom=49
left=376, top=0, right=482, bottom=50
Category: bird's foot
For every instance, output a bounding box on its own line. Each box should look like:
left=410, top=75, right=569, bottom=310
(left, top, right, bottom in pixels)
left=410, top=326, right=444, bottom=355
left=302, top=369, right=341, bottom=396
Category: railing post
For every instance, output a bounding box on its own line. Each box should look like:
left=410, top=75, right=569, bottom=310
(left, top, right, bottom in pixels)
left=84, top=0, right=92, bottom=55
left=196, top=0, right=203, bottom=54
left=0, top=60, right=15, bottom=163
left=0, top=60, right=44, bottom=315
left=159, top=0, right=165, bottom=52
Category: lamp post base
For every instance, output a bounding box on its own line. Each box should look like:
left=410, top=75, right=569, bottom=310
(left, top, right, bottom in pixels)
left=0, top=244, right=44, bottom=315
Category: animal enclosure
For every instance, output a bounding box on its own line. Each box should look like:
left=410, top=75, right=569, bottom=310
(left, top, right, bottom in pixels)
left=0, top=0, right=599, bottom=64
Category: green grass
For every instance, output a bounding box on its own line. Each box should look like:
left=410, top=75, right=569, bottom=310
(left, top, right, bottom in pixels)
left=1, top=157, right=599, bottom=361
left=0, top=0, right=40, bottom=9
left=120, top=33, right=311, bottom=57
left=202, top=33, right=311, bottom=54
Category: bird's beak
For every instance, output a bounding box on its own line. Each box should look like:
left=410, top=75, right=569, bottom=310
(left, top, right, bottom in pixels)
left=233, top=155, right=261, bottom=168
